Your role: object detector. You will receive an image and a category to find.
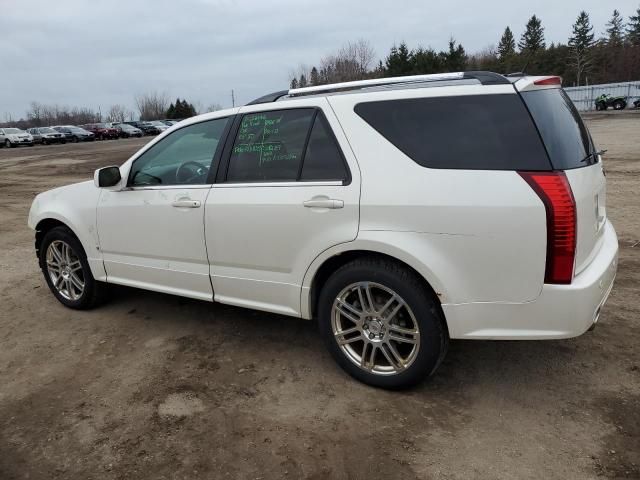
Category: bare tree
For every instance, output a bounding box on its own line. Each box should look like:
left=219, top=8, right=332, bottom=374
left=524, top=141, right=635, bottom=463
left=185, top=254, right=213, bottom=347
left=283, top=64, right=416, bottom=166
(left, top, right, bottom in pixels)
left=135, top=91, right=170, bottom=121
left=205, top=103, right=223, bottom=112
left=290, top=39, right=377, bottom=87
left=106, top=104, right=127, bottom=123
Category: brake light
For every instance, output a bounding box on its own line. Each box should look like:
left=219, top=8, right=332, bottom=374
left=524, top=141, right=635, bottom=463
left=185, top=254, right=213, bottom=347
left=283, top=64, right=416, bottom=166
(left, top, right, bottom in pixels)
left=519, top=171, right=576, bottom=284
left=534, top=76, right=562, bottom=86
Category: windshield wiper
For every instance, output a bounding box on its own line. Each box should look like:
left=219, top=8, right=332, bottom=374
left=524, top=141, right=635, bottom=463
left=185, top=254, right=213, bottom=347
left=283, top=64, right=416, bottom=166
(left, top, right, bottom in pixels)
left=580, top=149, right=607, bottom=163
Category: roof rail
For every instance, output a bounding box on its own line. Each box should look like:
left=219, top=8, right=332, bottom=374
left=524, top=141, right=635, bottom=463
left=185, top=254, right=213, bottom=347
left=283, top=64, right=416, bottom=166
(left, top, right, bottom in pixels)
left=245, top=71, right=510, bottom=105
left=287, top=71, right=510, bottom=98
left=245, top=90, right=289, bottom=105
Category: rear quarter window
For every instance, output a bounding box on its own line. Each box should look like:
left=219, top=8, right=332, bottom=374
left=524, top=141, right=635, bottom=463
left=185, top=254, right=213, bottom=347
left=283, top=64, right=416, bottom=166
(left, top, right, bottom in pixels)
left=354, top=94, right=551, bottom=171
left=520, top=89, right=594, bottom=170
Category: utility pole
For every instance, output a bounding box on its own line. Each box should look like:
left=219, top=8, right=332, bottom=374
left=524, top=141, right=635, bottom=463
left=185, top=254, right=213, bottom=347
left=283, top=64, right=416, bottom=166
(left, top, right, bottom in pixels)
left=231, top=90, right=235, bottom=108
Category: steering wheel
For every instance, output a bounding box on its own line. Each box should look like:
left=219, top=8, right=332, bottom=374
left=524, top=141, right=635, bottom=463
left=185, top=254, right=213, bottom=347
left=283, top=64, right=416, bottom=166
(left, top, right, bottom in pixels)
left=176, top=161, right=209, bottom=184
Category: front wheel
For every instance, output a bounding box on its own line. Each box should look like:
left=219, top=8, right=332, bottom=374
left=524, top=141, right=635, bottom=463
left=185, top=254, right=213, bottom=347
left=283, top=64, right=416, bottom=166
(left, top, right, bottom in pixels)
left=39, top=226, right=108, bottom=309
left=318, top=257, right=448, bottom=389
left=4, top=139, right=10, bottom=148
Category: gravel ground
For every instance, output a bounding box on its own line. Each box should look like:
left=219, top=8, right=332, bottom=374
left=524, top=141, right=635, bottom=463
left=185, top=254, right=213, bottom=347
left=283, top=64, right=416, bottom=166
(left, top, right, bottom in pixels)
left=0, top=118, right=638, bottom=479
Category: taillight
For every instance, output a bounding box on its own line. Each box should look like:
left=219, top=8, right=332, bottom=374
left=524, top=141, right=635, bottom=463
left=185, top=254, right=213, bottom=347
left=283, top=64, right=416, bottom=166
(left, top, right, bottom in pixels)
left=519, top=171, right=576, bottom=284
left=534, top=76, right=562, bottom=86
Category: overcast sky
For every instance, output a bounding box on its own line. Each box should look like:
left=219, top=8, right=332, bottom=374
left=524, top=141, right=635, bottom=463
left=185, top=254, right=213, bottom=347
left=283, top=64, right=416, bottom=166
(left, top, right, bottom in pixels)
left=1, top=0, right=637, bottom=120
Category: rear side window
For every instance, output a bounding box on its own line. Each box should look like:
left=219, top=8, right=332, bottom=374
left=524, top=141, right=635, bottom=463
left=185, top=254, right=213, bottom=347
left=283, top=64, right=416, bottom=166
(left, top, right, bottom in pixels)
left=226, top=109, right=349, bottom=182
left=354, top=94, right=551, bottom=170
left=521, top=89, right=594, bottom=169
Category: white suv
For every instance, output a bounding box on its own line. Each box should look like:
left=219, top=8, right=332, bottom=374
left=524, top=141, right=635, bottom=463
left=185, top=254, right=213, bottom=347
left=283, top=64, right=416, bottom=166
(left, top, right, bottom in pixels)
left=28, top=71, right=618, bottom=388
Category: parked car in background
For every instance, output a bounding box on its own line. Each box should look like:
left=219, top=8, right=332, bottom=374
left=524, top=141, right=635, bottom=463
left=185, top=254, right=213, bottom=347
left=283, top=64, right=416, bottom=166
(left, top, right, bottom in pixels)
left=0, top=127, right=34, bottom=147
left=162, top=119, right=178, bottom=126
left=28, top=127, right=66, bottom=145
left=80, top=123, right=119, bottom=140
left=146, top=120, right=170, bottom=132
left=122, top=121, right=161, bottom=135
left=52, top=126, right=95, bottom=142
left=115, top=123, right=143, bottom=138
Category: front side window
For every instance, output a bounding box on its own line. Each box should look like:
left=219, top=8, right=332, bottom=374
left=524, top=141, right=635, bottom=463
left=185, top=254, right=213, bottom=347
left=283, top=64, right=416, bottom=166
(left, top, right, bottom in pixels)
left=226, top=109, right=348, bottom=182
left=128, top=117, right=229, bottom=187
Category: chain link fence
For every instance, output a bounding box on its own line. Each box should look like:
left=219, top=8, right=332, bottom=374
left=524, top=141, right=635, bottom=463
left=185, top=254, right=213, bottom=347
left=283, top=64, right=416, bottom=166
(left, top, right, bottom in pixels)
left=564, top=81, right=640, bottom=111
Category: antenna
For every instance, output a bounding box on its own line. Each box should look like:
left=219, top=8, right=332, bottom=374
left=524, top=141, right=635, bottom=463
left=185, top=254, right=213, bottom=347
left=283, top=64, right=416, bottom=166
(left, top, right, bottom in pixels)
left=231, top=89, right=235, bottom=108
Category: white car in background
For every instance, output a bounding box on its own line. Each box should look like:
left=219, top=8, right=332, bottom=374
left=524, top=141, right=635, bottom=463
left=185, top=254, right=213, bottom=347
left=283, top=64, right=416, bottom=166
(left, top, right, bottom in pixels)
left=0, top=127, right=34, bottom=147
left=27, top=71, right=618, bottom=388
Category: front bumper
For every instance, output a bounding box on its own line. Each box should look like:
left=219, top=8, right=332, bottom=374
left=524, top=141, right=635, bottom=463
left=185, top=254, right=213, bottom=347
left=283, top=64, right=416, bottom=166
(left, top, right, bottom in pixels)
left=443, top=220, right=618, bottom=339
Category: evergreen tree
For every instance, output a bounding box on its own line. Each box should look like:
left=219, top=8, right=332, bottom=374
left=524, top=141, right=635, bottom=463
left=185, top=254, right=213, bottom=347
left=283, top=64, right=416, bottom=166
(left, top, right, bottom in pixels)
left=497, top=26, right=516, bottom=58
left=166, top=102, right=175, bottom=119
left=519, top=15, right=546, bottom=53
left=606, top=9, right=625, bottom=46
left=568, top=11, right=595, bottom=85
left=385, top=42, right=413, bottom=76
left=442, top=38, right=467, bottom=71
left=310, top=67, right=320, bottom=86
left=298, top=74, right=308, bottom=88
left=412, top=47, right=442, bottom=74
left=628, top=7, right=640, bottom=45
left=290, top=78, right=298, bottom=89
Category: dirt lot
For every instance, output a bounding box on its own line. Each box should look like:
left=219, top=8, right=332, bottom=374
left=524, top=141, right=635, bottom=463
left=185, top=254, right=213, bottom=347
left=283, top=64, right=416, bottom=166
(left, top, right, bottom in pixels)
left=0, top=117, right=638, bottom=480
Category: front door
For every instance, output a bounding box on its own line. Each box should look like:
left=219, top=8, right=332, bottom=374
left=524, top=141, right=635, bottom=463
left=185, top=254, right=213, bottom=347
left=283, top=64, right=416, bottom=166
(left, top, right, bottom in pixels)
left=97, top=116, right=231, bottom=301
left=205, top=101, right=360, bottom=316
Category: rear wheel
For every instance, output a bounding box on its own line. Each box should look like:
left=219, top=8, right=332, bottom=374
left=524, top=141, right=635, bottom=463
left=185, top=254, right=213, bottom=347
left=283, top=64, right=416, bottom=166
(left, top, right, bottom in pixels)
left=39, top=226, right=107, bottom=309
left=613, top=99, right=626, bottom=110
left=318, top=257, right=448, bottom=389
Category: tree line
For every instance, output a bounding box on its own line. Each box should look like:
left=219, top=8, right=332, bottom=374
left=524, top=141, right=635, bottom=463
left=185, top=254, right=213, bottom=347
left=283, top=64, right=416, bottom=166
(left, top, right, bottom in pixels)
left=290, top=7, right=640, bottom=88
left=1, top=94, right=217, bottom=130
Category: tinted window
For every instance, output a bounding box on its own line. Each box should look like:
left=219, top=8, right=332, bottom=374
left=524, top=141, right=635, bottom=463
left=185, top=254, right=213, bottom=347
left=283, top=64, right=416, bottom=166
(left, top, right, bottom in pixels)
left=129, top=118, right=228, bottom=187
left=521, top=89, right=593, bottom=169
left=355, top=94, right=551, bottom=170
left=227, top=109, right=315, bottom=182
left=300, top=114, right=347, bottom=181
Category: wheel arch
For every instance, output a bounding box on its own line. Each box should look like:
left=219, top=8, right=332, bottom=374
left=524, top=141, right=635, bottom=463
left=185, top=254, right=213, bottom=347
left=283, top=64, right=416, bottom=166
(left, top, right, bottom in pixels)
left=303, top=246, right=449, bottom=335
left=34, top=217, right=82, bottom=260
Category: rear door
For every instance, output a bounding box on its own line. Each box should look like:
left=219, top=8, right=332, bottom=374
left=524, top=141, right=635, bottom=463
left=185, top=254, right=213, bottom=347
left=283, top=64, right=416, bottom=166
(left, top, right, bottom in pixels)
left=520, top=85, right=607, bottom=275
left=205, top=99, right=360, bottom=316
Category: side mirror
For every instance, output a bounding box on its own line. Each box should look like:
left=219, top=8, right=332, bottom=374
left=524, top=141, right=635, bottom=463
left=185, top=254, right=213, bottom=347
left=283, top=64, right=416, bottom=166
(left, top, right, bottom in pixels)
left=94, top=166, right=122, bottom=188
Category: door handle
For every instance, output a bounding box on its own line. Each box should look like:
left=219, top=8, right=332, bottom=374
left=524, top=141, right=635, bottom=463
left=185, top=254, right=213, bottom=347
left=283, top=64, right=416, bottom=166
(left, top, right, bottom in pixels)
left=303, top=197, right=344, bottom=209
left=172, top=199, right=201, bottom=208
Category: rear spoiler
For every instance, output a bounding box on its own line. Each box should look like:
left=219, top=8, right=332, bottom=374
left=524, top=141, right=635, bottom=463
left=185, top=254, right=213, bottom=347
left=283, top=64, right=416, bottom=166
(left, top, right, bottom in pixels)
left=513, top=76, right=563, bottom=92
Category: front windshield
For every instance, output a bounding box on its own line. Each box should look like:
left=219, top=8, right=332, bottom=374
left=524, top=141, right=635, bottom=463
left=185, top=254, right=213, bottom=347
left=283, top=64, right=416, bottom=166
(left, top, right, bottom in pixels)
left=94, top=123, right=107, bottom=128
left=69, top=127, right=86, bottom=133
left=5, top=128, right=22, bottom=134
left=150, top=121, right=166, bottom=126
left=40, top=127, right=56, bottom=134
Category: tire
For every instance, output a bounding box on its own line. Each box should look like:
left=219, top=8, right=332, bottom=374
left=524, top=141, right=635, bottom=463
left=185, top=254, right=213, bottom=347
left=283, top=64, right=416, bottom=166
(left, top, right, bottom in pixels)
left=317, top=257, right=448, bottom=389
left=39, top=226, right=108, bottom=309
left=9, top=140, right=16, bottom=148
left=42, top=139, right=47, bottom=145
left=73, top=136, right=79, bottom=143
left=613, top=100, right=626, bottom=110
left=595, top=102, right=605, bottom=111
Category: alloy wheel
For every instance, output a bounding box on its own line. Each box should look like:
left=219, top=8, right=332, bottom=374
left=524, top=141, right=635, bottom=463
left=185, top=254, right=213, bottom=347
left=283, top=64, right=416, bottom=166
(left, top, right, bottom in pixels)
left=46, top=240, right=85, bottom=301
left=331, top=282, right=420, bottom=375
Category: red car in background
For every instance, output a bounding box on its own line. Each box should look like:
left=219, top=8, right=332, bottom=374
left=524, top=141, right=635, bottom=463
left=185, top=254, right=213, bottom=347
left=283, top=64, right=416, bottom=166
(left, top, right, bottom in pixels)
left=80, top=123, right=119, bottom=140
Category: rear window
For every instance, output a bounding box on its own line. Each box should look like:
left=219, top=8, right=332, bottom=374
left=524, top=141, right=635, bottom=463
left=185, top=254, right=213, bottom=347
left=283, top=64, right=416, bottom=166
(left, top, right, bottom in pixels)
left=354, top=94, right=551, bottom=170
left=521, top=89, right=594, bottom=169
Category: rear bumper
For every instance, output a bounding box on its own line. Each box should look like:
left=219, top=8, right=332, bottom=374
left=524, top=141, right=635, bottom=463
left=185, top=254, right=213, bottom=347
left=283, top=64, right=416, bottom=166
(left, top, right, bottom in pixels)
left=443, top=220, right=618, bottom=339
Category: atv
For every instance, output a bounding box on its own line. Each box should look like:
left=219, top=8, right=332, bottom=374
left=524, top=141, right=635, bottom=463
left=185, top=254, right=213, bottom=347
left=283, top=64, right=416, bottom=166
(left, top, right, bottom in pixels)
left=633, top=98, right=640, bottom=109
left=595, top=93, right=627, bottom=111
